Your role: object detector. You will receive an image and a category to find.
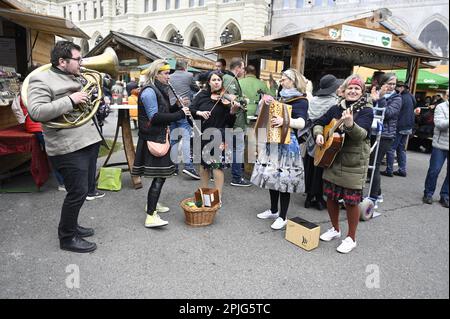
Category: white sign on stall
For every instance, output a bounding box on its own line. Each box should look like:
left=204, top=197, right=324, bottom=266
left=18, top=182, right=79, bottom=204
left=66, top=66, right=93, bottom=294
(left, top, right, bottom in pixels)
left=341, top=25, right=392, bottom=48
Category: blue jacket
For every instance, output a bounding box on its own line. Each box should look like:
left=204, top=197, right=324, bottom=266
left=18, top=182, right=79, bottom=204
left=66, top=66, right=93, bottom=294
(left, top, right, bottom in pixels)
left=397, top=91, right=416, bottom=133
left=375, top=93, right=402, bottom=139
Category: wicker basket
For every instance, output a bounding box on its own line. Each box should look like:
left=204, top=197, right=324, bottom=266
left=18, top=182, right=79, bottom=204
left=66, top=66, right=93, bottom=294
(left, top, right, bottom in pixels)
left=180, top=188, right=220, bottom=227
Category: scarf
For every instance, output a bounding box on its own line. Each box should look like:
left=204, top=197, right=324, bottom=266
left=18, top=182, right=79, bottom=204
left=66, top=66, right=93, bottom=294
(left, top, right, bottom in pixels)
left=280, top=88, right=302, bottom=100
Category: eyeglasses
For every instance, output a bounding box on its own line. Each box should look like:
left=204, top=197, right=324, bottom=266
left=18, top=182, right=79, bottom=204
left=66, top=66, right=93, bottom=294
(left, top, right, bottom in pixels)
left=386, top=82, right=397, bottom=86
left=66, top=57, right=82, bottom=63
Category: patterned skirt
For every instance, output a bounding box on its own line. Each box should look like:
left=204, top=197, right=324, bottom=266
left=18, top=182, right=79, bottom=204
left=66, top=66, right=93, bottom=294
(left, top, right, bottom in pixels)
left=250, top=132, right=305, bottom=193
left=323, top=179, right=362, bottom=206
left=131, top=137, right=176, bottom=178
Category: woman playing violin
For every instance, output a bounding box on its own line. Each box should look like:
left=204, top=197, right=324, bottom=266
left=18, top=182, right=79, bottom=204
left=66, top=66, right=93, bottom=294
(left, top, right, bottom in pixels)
left=190, top=71, right=240, bottom=204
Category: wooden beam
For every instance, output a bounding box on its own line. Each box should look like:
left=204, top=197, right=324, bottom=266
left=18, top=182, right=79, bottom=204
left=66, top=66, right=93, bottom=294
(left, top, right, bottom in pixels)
left=291, top=35, right=305, bottom=74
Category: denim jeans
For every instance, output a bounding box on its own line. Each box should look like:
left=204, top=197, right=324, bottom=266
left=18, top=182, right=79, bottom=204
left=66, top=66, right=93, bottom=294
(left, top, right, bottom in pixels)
left=424, top=147, right=449, bottom=200
left=170, top=119, right=193, bottom=170
left=386, top=133, right=408, bottom=174
left=49, top=143, right=99, bottom=240
left=231, top=129, right=245, bottom=181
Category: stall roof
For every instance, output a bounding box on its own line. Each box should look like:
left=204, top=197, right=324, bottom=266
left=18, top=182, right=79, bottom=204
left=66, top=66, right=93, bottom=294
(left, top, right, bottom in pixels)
left=88, top=31, right=216, bottom=69
left=210, top=8, right=445, bottom=64
left=0, top=8, right=89, bottom=39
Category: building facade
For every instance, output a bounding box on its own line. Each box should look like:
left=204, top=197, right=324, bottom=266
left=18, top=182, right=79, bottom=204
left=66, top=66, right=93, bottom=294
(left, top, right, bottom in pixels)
left=271, top=0, right=449, bottom=64
left=17, top=0, right=272, bottom=53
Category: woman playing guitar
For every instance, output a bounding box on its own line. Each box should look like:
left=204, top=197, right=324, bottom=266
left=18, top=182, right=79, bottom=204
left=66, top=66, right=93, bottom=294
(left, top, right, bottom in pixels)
left=313, top=75, right=374, bottom=254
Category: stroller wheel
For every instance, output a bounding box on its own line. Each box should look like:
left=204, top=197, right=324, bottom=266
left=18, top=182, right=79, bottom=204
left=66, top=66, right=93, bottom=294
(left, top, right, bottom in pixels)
left=359, top=198, right=375, bottom=221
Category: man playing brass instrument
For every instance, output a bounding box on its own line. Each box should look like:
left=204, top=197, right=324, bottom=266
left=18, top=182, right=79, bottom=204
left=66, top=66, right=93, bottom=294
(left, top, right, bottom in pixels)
left=27, top=41, right=102, bottom=253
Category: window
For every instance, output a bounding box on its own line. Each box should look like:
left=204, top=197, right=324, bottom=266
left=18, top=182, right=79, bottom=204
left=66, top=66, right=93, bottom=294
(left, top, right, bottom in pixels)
left=175, top=0, right=180, bottom=9
left=145, top=0, right=149, bottom=11
left=93, top=1, right=98, bottom=18
left=296, top=0, right=303, bottom=7
left=315, top=0, right=322, bottom=5
left=124, top=0, right=128, bottom=13
left=189, top=0, right=194, bottom=6
left=283, top=0, right=290, bottom=8
left=198, top=0, right=204, bottom=5
left=63, top=6, right=66, bottom=18
left=223, top=0, right=229, bottom=3
left=153, top=0, right=157, bottom=11
left=100, top=0, right=104, bottom=17
left=78, top=4, right=82, bottom=20
left=83, top=2, right=87, bottom=20
left=69, top=7, right=72, bottom=20
left=327, top=0, right=336, bottom=6
left=166, top=0, right=170, bottom=10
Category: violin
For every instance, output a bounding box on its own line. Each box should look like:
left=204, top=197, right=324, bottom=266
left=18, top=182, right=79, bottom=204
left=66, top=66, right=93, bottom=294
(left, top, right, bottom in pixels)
left=210, top=89, right=246, bottom=110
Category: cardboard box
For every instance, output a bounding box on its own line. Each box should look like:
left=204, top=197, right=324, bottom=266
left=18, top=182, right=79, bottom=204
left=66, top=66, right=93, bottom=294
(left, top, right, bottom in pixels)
left=194, top=188, right=220, bottom=207
left=285, top=217, right=320, bottom=251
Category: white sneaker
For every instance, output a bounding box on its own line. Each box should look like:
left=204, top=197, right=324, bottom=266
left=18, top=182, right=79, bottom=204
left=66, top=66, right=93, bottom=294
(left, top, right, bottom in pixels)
left=377, top=194, right=384, bottom=203
left=336, top=236, right=357, bottom=254
left=320, top=227, right=341, bottom=242
left=57, top=185, right=66, bottom=192
left=145, top=213, right=169, bottom=228
left=257, top=209, right=279, bottom=219
left=156, top=202, right=170, bottom=213
left=270, top=217, right=287, bottom=230
left=144, top=203, right=170, bottom=213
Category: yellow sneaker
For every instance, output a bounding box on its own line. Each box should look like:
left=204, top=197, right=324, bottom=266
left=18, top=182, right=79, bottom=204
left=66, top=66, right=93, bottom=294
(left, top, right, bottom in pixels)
left=144, top=213, right=169, bottom=228
left=144, top=203, right=170, bottom=213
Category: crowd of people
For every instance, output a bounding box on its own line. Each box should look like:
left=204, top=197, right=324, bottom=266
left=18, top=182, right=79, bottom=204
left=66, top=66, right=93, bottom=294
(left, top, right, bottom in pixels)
left=24, top=40, right=448, bottom=255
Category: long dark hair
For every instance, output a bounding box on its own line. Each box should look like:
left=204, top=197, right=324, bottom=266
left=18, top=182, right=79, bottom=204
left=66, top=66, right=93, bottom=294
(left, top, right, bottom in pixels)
left=205, top=71, right=224, bottom=93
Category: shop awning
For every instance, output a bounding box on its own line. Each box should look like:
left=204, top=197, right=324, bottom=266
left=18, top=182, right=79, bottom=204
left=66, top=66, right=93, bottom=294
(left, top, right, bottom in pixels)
left=367, top=69, right=449, bottom=90
left=0, top=8, right=89, bottom=39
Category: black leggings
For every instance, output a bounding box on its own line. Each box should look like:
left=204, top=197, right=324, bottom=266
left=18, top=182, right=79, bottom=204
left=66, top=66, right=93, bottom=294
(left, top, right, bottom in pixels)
left=270, top=190, right=291, bottom=220
left=147, top=177, right=166, bottom=215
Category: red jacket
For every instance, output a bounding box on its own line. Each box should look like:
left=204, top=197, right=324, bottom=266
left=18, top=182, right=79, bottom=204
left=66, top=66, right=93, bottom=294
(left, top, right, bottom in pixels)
left=20, top=96, right=42, bottom=133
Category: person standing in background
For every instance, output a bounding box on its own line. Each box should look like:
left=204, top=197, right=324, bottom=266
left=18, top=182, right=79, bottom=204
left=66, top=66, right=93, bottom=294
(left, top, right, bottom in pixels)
left=423, top=89, right=449, bottom=208
left=384, top=81, right=416, bottom=177
left=168, top=59, right=200, bottom=180
left=239, top=65, right=270, bottom=118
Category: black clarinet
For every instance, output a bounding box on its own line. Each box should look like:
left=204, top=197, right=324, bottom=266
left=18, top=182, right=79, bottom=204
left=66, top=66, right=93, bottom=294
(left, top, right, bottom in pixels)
left=168, top=82, right=202, bottom=136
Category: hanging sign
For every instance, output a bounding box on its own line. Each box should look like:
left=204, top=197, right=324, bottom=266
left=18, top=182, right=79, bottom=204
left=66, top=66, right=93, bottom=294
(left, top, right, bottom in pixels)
left=341, top=25, right=392, bottom=48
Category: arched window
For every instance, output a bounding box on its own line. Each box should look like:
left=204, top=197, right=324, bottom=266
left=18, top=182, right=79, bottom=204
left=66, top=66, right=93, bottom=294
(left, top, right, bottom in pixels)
left=419, top=20, right=449, bottom=64
left=220, top=23, right=241, bottom=45
left=189, top=28, right=205, bottom=48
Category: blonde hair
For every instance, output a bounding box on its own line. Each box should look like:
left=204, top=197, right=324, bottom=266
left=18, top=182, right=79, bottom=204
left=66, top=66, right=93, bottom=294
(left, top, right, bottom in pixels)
left=282, top=68, right=310, bottom=93
left=142, top=59, right=169, bottom=86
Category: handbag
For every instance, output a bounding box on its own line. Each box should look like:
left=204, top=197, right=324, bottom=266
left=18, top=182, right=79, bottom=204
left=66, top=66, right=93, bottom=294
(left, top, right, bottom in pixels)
left=147, top=128, right=170, bottom=157
left=97, top=167, right=122, bottom=191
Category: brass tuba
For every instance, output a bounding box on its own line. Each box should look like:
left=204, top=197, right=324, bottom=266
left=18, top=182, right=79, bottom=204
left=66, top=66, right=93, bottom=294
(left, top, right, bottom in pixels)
left=21, top=47, right=119, bottom=129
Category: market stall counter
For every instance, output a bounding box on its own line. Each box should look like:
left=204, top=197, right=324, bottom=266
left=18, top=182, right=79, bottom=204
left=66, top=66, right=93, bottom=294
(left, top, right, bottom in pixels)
left=0, top=124, right=49, bottom=188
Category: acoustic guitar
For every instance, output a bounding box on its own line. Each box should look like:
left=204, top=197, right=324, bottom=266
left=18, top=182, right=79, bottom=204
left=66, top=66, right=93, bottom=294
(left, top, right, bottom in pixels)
left=313, top=117, right=346, bottom=168
left=313, top=97, right=369, bottom=168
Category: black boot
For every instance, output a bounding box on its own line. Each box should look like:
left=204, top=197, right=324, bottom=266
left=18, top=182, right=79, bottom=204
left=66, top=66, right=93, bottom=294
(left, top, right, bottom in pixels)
left=60, top=236, right=97, bottom=253
left=304, top=194, right=313, bottom=208
left=316, top=198, right=327, bottom=211
left=76, top=225, right=94, bottom=237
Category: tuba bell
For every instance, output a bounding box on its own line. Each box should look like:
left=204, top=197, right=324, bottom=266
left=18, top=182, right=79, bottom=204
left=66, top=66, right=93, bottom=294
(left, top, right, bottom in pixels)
left=21, top=47, right=119, bottom=129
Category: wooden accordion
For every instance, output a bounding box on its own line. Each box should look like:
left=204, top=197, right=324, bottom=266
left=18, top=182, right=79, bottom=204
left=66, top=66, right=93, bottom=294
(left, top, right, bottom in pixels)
left=255, top=100, right=292, bottom=144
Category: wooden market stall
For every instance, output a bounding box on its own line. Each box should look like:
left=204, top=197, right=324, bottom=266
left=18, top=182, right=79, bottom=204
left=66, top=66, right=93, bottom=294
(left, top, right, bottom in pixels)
left=0, top=0, right=89, bottom=189
left=86, top=31, right=217, bottom=82
left=210, top=8, right=447, bottom=95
